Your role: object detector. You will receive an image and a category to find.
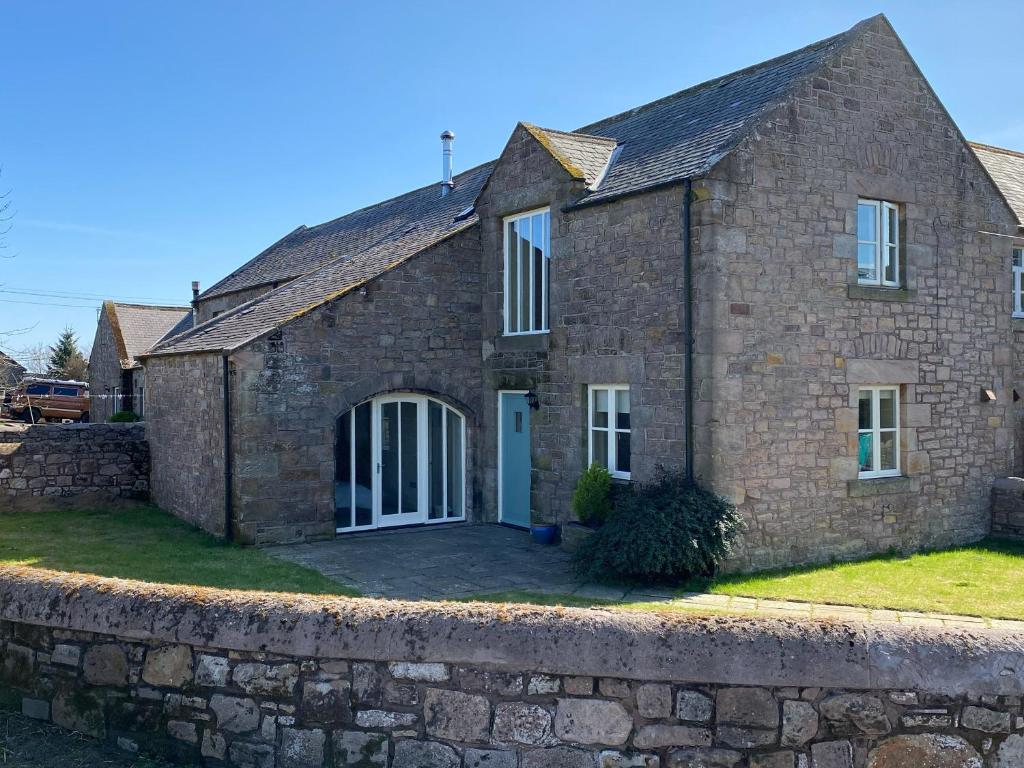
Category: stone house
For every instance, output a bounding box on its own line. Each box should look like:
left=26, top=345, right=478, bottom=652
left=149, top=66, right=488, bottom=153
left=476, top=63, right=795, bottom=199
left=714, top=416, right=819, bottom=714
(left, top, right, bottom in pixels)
left=971, top=142, right=1024, bottom=472
left=89, top=301, right=192, bottom=421
left=141, top=15, right=1021, bottom=570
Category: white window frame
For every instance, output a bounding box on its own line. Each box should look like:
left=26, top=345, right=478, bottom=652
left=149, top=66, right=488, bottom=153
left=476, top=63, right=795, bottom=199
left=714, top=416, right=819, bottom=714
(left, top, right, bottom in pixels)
left=336, top=394, right=466, bottom=533
left=503, top=207, right=550, bottom=336
left=588, top=384, right=631, bottom=480
left=857, top=199, right=900, bottom=288
left=857, top=385, right=900, bottom=479
left=1013, top=247, right=1024, bottom=318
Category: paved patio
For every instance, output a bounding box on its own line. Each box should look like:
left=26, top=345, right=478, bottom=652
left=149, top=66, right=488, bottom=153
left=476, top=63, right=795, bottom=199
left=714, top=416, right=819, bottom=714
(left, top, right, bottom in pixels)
left=265, top=523, right=1024, bottom=631
left=266, top=523, right=597, bottom=601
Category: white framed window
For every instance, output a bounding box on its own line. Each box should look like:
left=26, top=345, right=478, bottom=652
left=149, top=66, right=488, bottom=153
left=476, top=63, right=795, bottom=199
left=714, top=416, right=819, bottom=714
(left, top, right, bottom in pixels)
left=857, top=199, right=900, bottom=287
left=503, top=207, right=551, bottom=335
left=588, top=385, right=631, bottom=480
left=1013, top=248, right=1024, bottom=317
left=858, top=386, right=900, bottom=479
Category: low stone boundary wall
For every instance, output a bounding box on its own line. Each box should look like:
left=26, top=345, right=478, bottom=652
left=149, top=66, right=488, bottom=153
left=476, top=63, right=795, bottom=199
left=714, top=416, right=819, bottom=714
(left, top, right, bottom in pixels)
left=0, top=423, right=148, bottom=509
left=3, top=568, right=1024, bottom=767
left=992, top=477, right=1024, bottom=539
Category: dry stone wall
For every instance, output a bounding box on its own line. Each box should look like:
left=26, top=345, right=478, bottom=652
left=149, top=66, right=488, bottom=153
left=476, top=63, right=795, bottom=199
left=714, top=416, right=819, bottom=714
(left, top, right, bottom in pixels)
left=2, top=569, right=1024, bottom=767
left=0, top=423, right=148, bottom=509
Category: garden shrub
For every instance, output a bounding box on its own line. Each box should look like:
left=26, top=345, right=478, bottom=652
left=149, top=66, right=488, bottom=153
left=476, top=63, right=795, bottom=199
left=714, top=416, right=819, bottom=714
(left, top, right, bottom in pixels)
left=571, top=463, right=613, bottom=526
left=574, top=468, right=743, bottom=583
left=109, top=411, right=141, bottom=423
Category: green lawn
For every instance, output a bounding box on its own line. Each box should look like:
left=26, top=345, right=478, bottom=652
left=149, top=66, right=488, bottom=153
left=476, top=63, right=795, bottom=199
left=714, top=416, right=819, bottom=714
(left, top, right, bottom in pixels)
left=0, top=506, right=357, bottom=596
left=4, top=507, right=1024, bottom=621
left=700, top=539, right=1024, bottom=620
left=471, top=540, right=1024, bottom=622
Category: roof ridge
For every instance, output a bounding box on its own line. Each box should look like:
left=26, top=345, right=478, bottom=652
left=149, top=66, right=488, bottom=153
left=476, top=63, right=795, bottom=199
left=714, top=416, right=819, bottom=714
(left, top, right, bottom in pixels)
left=147, top=217, right=481, bottom=357
left=969, top=141, right=1024, bottom=160
left=521, top=123, right=587, bottom=180
left=577, top=15, right=877, bottom=136
left=110, top=302, right=191, bottom=312
left=530, top=125, right=618, bottom=144
left=197, top=160, right=496, bottom=301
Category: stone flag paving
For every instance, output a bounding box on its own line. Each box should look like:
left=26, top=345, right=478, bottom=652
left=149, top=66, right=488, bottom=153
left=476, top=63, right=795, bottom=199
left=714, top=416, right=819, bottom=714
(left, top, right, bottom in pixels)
left=265, top=523, right=1024, bottom=631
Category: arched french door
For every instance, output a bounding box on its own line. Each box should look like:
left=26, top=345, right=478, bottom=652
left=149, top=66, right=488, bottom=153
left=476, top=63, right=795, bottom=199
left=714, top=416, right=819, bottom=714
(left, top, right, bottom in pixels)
left=335, top=394, right=465, bottom=532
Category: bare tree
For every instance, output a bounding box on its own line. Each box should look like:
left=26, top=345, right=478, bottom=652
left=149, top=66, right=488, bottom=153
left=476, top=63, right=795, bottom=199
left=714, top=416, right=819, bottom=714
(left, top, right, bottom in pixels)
left=0, top=167, right=12, bottom=259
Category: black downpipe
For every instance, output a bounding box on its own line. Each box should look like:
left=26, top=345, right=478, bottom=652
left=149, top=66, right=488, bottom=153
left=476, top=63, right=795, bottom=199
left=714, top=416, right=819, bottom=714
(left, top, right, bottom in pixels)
left=222, top=354, right=234, bottom=542
left=683, top=178, right=695, bottom=484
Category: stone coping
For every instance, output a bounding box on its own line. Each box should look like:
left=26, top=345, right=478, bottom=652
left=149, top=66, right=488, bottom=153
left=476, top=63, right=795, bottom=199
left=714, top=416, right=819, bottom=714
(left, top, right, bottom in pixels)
left=2, top=566, right=1023, bottom=696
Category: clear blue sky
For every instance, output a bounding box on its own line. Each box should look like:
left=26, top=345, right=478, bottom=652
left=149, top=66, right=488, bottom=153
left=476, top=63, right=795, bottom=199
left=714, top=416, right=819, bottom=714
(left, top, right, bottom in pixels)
left=2, top=1, right=1021, bottom=367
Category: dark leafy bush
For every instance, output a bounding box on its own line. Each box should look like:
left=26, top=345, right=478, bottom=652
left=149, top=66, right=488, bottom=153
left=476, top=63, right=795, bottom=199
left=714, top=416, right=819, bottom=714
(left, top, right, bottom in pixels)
left=109, top=411, right=141, bottom=423
left=571, top=463, right=613, bottom=526
left=574, top=468, right=744, bottom=583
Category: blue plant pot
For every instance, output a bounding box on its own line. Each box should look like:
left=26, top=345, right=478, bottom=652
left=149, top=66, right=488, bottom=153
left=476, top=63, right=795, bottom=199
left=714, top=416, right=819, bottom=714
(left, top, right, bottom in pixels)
left=531, top=524, right=560, bottom=546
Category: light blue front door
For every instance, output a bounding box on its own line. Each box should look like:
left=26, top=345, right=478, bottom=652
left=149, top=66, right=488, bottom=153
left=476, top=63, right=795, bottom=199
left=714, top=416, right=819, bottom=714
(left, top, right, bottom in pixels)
left=500, top=392, right=531, bottom=528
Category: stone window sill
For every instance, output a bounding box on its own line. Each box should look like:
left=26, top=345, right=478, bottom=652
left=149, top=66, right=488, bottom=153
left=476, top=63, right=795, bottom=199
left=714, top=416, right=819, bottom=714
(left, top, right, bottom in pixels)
left=847, top=476, right=915, bottom=498
left=847, top=285, right=917, bottom=302
left=495, top=333, right=550, bottom=353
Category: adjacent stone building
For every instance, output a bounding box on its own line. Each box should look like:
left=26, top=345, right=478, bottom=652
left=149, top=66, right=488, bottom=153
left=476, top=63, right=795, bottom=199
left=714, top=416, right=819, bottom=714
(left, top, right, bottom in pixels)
left=89, top=301, right=192, bottom=421
left=972, top=142, right=1024, bottom=475
left=140, top=15, right=1022, bottom=570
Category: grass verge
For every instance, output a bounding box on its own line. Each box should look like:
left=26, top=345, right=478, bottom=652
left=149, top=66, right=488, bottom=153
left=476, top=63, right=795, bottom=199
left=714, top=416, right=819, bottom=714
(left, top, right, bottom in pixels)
left=696, top=538, right=1024, bottom=620
left=0, top=506, right=357, bottom=596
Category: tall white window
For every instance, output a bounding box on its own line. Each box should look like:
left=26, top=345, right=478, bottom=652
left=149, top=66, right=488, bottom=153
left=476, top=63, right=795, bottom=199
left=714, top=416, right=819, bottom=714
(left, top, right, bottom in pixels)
left=858, top=386, right=900, bottom=479
left=1013, top=248, right=1024, bottom=317
left=857, top=199, right=900, bottom=287
left=589, top=385, right=631, bottom=480
left=504, top=208, right=550, bottom=335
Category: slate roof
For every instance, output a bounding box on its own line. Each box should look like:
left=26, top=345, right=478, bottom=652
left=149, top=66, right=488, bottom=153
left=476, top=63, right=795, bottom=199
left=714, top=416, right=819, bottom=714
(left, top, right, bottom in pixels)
left=149, top=15, right=878, bottom=357
left=564, top=21, right=867, bottom=207
left=104, top=302, right=192, bottom=368
left=523, top=124, right=619, bottom=190
left=970, top=142, right=1024, bottom=226
left=146, top=163, right=493, bottom=356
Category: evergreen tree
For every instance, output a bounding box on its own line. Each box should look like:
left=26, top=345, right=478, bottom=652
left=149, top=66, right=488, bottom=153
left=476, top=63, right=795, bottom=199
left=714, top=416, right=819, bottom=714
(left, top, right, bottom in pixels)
left=47, top=327, right=87, bottom=380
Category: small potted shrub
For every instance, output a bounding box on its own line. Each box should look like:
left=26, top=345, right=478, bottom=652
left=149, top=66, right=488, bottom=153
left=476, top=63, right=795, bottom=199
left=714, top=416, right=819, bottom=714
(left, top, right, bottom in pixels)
left=530, top=512, right=560, bottom=546
left=563, top=463, right=613, bottom=553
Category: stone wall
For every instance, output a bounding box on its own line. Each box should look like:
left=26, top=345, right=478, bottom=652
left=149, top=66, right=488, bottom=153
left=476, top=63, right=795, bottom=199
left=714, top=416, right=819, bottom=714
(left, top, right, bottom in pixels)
left=89, top=307, right=124, bottom=423
left=194, top=284, right=281, bottom=327
left=3, top=568, right=1024, bottom=768
left=143, top=353, right=226, bottom=534
left=0, top=423, right=148, bottom=509
left=475, top=126, right=687, bottom=526
left=225, top=229, right=484, bottom=544
left=1013, top=320, right=1024, bottom=476
left=692, top=17, right=1020, bottom=571
left=991, top=477, right=1024, bottom=539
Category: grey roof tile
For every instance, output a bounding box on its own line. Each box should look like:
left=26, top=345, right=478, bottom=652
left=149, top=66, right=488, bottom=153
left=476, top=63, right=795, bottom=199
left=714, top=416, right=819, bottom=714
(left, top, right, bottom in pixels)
left=152, top=16, right=876, bottom=356
left=105, top=303, right=192, bottom=368
left=523, top=124, right=619, bottom=189
left=970, top=142, right=1024, bottom=225
left=147, top=163, right=492, bottom=356
left=569, top=21, right=866, bottom=206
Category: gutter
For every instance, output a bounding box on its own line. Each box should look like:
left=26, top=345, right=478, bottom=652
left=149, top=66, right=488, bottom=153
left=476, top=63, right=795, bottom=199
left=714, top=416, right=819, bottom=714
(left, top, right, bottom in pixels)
left=222, top=353, right=234, bottom=542
left=683, top=178, right=695, bottom=484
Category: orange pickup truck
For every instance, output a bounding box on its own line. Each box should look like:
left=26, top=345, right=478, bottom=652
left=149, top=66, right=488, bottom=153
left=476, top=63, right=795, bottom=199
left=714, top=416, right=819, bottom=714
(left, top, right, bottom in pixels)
left=4, top=377, right=90, bottom=423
